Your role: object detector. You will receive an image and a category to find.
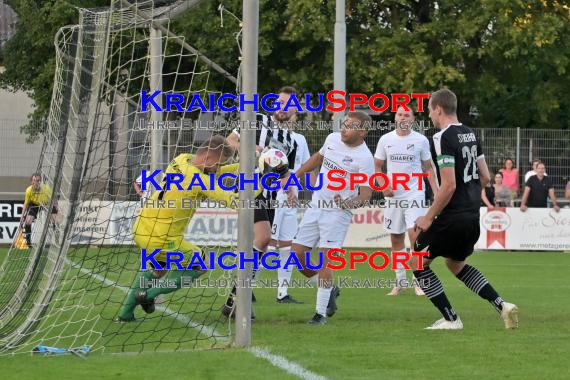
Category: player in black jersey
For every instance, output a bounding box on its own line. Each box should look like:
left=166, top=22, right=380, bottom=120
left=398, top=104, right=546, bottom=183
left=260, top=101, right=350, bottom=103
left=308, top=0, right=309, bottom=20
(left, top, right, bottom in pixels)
left=411, top=89, right=518, bottom=330
left=222, top=86, right=300, bottom=318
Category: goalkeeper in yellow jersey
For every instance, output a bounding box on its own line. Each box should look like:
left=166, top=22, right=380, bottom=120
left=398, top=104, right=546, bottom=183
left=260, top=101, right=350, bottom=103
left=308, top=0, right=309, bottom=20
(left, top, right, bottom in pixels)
left=21, top=173, right=59, bottom=247
left=116, top=135, right=260, bottom=322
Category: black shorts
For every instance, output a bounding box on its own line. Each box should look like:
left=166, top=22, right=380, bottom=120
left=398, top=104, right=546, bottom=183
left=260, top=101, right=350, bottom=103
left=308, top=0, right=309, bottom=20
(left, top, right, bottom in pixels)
left=27, top=205, right=58, bottom=218
left=253, top=194, right=275, bottom=225
left=415, top=212, right=480, bottom=262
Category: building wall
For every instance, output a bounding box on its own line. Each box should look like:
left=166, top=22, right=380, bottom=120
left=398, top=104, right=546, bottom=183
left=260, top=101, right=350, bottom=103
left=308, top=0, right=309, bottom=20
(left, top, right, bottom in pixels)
left=0, top=72, right=41, bottom=199
left=0, top=0, right=18, bottom=49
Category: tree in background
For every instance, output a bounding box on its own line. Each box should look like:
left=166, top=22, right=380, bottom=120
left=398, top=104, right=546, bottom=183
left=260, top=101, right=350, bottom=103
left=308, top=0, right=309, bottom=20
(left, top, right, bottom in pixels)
left=0, top=0, right=108, bottom=141
left=1, top=0, right=569, bottom=141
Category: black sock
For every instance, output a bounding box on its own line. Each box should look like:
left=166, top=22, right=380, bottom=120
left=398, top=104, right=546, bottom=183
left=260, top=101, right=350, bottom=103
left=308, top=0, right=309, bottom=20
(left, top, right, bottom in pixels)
left=414, top=267, right=458, bottom=321
left=225, top=286, right=237, bottom=307
left=225, top=286, right=256, bottom=306
left=225, top=246, right=264, bottom=307
left=24, top=224, right=32, bottom=245
left=456, top=264, right=503, bottom=312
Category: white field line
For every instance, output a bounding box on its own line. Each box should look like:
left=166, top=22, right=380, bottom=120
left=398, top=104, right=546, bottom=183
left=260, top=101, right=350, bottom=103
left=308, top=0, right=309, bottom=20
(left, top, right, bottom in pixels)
left=68, top=260, right=328, bottom=380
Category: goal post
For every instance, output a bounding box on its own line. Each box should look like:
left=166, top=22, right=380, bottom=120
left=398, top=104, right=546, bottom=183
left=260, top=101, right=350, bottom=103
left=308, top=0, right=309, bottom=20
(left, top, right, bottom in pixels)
left=0, top=0, right=256, bottom=354
left=234, top=0, right=259, bottom=348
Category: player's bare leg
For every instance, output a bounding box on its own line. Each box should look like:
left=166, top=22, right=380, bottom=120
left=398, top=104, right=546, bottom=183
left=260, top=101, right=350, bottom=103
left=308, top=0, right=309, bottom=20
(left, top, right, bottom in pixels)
left=387, top=233, right=406, bottom=296
left=253, top=220, right=271, bottom=254
left=221, top=220, right=271, bottom=319
left=407, top=228, right=425, bottom=296
left=290, top=242, right=318, bottom=279
left=445, top=258, right=518, bottom=329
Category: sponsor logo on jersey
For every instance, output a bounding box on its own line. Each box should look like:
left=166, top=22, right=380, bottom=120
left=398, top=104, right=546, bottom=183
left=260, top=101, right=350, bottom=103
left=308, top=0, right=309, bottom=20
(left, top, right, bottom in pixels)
left=323, top=158, right=347, bottom=176
left=458, top=133, right=476, bottom=143
left=389, top=154, right=415, bottom=162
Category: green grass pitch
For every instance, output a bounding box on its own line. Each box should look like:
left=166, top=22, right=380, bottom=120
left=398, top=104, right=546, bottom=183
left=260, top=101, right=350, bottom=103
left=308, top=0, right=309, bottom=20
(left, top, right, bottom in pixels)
left=0, top=247, right=569, bottom=379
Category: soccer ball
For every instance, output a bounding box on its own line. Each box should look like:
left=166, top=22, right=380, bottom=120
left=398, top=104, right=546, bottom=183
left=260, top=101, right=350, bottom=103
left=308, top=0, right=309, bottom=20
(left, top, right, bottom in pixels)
left=258, top=148, right=289, bottom=177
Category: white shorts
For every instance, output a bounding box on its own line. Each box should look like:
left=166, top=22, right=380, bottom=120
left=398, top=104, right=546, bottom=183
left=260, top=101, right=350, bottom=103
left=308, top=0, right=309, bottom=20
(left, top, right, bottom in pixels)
left=272, top=207, right=298, bottom=241
left=293, top=208, right=352, bottom=249
left=383, top=196, right=427, bottom=234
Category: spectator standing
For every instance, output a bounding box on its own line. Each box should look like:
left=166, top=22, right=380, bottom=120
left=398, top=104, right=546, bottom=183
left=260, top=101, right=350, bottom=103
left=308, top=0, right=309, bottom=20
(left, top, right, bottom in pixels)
left=520, top=163, right=560, bottom=212
left=524, top=159, right=547, bottom=183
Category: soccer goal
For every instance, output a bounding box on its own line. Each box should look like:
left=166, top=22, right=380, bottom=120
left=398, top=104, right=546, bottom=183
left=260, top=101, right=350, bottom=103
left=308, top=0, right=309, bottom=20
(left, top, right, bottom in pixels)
left=0, top=0, right=253, bottom=354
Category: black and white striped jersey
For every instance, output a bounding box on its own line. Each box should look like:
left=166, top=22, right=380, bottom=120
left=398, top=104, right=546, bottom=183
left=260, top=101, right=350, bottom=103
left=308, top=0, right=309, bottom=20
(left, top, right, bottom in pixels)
left=232, top=114, right=299, bottom=200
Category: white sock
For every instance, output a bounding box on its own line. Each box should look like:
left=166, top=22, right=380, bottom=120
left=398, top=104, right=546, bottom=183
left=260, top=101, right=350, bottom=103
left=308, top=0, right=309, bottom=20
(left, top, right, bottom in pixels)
left=412, top=275, right=420, bottom=287
left=394, top=247, right=407, bottom=285
left=309, top=274, right=319, bottom=285
left=316, top=287, right=332, bottom=316
left=277, top=246, right=293, bottom=299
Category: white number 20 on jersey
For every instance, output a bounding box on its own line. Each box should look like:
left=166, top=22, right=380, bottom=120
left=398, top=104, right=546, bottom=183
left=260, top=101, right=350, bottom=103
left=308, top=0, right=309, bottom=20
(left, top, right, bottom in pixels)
left=462, top=145, right=479, bottom=183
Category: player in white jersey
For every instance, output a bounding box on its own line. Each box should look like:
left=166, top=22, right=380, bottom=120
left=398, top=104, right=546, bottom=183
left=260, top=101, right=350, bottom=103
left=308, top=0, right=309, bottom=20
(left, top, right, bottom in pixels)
left=374, top=106, right=439, bottom=296
left=270, top=130, right=312, bottom=304
left=222, top=86, right=299, bottom=319
left=283, top=111, right=375, bottom=325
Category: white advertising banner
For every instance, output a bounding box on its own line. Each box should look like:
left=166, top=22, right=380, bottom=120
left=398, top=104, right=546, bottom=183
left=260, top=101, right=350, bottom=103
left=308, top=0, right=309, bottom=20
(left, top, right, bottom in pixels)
left=106, top=203, right=392, bottom=248
left=476, top=207, right=570, bottom=251
left=343, top=208, right=392, bottom=248
left=3, top=200, right=568, bottom=251
left=71, top=201, right=113, bottom=244
left=107, top=201, right=238, bottom=246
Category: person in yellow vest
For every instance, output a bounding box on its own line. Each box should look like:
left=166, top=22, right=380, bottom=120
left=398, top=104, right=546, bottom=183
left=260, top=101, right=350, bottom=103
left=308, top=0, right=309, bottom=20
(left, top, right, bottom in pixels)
left=116, top=135, right=263, bottom=322
left=20, top=173, right=59, bottom=247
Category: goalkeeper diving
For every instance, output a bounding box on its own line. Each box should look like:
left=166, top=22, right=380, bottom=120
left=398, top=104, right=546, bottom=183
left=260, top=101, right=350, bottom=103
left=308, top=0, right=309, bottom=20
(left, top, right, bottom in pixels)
left=116, top=135, right=262, bottom=322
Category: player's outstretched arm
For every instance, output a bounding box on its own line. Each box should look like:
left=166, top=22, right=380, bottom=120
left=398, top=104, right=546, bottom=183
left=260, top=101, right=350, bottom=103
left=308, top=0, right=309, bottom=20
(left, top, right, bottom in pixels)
left=296, top=152, right=323, bottom=178
left=227, top=130, right=262, bottom=155
left=199, top=173, right=262, bottom=206
left=226, top=131, right=240, bottom=152
left=281, top=152, right=323, bottom=190
left=308, top=171, right=318, bottom=187
left=133, top=180, right=143, bottom=197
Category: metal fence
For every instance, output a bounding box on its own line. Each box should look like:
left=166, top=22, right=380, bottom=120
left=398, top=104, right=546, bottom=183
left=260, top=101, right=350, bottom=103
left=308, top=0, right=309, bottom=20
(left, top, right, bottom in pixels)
left=1, top=117, right=569, bottom=201
left=298, top=124, right=570, bottom=202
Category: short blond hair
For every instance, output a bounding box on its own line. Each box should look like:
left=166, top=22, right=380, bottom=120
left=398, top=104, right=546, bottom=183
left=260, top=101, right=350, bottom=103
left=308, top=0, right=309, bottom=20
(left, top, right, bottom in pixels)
left=430, top=89, right=457, bottom=115
left=197, top=135, right=234, bottom=160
